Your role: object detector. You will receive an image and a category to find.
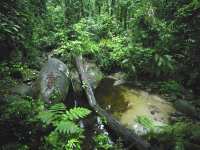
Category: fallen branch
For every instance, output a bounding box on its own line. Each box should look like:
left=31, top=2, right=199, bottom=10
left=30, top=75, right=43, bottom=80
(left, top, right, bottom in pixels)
left=75, top=55, right=151, bottom=150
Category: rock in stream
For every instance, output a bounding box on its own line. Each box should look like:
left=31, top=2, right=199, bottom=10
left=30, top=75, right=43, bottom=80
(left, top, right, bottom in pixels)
left=70, top=59, right=103, bottom=95
left=36, top=58, right=70, bottom=103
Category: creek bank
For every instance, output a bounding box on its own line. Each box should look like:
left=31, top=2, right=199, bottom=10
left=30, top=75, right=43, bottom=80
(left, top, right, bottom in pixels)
left=4, top=56, right=200, bottom=150
left=174, top=100, right=200, bottom=120
left=95, top=77, right=176, bottom=135
left=106, top=72, right=200, bottom=121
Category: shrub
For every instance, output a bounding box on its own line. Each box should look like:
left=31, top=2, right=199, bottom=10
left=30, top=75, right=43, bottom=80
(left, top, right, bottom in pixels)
left=0, top=96, right=44, bottom=148
left=37, top=103, right=91, bottom=149
left=159, top=80, right=182, bottom=96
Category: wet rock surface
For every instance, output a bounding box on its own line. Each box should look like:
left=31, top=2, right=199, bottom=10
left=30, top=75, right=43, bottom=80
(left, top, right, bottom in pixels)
left=71, top=59, right=103, bottom=94
left=174, top=100, right=198, bottom=119
left=37, top=58, right=70, bottom=103
left=83, top=59, right=103, bottom=89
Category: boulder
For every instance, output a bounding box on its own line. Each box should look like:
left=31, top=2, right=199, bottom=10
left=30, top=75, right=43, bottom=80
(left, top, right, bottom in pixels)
left=108, top=72, right=127, bottom=80
left=36, top=58, right=70, bottom=103
left=11, top=84, right=33, bottom=97
left=174, top=100, right=198, bottom=119
left=70, top=69, right=83, bottom=95
left=108, top=72, right=132, bottom=86
left=84, top=60, right=103, bottom=89
left=71, top=59, right=103, bottom=94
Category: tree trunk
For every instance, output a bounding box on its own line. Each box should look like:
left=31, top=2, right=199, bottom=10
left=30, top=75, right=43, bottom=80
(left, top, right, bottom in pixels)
left=111, top=0, right=116, bottom=16
left=74, top=55, right=151, bottom=150
left=124, top=7, right=128, bottom=29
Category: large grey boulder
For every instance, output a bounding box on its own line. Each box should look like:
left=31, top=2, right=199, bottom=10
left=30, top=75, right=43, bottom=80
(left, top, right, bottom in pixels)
left=84, top=60, right=103, bottom=89
left=70, top=59, right=103, bottom=95
left=36, top=58, right=70, bottom=103
left=70, top=69, right=83, bottom=94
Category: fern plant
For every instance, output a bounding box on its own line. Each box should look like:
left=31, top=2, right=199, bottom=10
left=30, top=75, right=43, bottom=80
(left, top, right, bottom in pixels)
left=37, top=103, right=91, bottom=150
left=137, top=116, right=200, bottom=150
left=94, top=133, right=113, bottom=150
left=136, top=116, right=164, bottom=133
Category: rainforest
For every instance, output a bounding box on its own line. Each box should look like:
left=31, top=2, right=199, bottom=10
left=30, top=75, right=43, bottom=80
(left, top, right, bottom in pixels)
left=0, top=0, right=200, bottom=150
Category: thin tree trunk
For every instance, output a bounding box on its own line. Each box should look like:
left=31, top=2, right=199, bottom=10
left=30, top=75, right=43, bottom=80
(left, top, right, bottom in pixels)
left=124, top=7, right=128, bottom=29
left=80, top=0, right=84, bottom=17
left=111, top=0, right=115, bottom=16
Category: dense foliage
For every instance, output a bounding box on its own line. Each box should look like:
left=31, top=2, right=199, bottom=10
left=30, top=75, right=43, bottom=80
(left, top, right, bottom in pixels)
left=37, top=103, right=91, bottom=149
left=1, top=0, right=200, bottom=149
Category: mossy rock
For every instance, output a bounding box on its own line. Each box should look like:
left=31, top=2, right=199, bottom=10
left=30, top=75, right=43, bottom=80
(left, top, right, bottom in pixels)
left=37, top=58, right=70, bottom=104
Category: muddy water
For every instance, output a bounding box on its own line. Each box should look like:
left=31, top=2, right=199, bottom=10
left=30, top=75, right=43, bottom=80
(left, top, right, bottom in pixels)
left=95, top=78, right=175, bottom=129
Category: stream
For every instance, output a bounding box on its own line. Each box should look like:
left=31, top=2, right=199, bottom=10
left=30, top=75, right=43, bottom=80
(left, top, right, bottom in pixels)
left=71, top=76, right=176, bottom=149
left=95, top=78, right=176, bottom=132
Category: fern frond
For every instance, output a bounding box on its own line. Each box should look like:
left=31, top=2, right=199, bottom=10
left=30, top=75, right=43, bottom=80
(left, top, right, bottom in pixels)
left=136, top=116, right=155, bottom=129
left=55, top=120, right=83, bottom=134
left=38, top=111, right=54, bottom=125
left=64, top=107, right=91, bottom=121
left=49, top=103, right=66, bottom=115
left=65, top=138, right=81, bottom=150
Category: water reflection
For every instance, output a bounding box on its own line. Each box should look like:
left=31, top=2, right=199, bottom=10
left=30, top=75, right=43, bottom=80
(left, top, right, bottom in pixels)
left=95, top=78, right=130, bottom=116
left=95, top=78, right=175, bottom=129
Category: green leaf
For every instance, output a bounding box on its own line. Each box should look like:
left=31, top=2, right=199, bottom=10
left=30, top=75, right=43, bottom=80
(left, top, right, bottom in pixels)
left=65, top=138, right=81, bottom=150
left=38, top=111, right=54, bottom=125
left=64, top=107, right=91, bottom=121
left=4, top=28, right=13, bottom=34
left=55, top=121, right=82, bottom=134
left=49, top=103, right=66, bottom=114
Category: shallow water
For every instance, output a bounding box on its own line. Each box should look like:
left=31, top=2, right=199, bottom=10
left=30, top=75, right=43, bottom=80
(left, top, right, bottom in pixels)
left=95, top=78, right=175, bottom=129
